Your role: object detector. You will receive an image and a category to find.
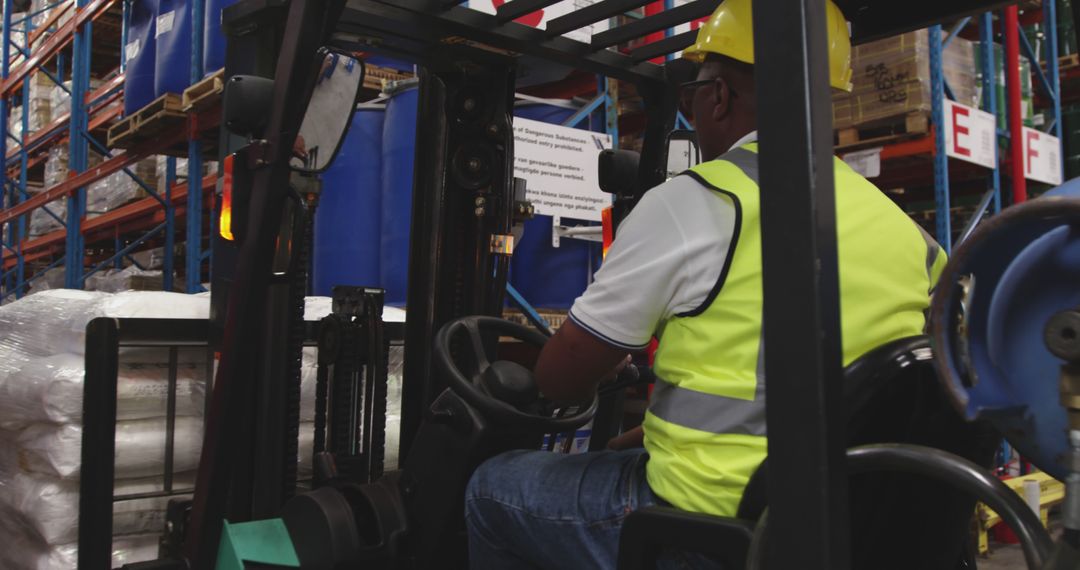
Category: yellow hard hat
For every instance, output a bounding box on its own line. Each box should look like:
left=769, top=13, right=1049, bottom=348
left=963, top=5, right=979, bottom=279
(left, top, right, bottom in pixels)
left=682, top=0, right=853, bottom=92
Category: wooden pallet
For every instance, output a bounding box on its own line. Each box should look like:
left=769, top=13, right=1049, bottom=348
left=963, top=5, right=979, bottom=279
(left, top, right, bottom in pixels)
left=363, top=64, right=413, bottom=91
left=835, top=111, right=930, bottom=150
left=502, top=309, right=569, bottom=332
left=107, top=94, right=185, bottom=149
left=182, top=68, right=225, bottom=112
left=1057, top=53, right=1080, bottom=72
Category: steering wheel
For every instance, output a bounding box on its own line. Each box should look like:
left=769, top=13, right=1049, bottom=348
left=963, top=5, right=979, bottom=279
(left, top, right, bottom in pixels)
left=433, top=316, right=597, bottom=432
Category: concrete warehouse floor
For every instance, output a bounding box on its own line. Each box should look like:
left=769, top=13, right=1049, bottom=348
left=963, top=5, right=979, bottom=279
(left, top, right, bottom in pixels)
left=978, top=522, right=1062, bottom=570
left=979, top=543, right=1026, bottom=569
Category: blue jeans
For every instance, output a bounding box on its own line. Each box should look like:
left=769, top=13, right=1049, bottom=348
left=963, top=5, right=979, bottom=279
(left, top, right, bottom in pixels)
left=465, top=448, right=721, bottom=570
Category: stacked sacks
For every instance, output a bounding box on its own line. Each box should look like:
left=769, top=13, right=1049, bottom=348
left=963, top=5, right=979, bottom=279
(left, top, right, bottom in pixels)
left=0, top=291, right=403, bottom=568
left=0, top=290, right=209, bottom=569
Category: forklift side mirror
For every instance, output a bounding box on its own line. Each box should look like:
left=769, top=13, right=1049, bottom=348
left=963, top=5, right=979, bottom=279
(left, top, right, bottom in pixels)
left=290, top=50, right=366, bottom=173
left=665, top=129, right=700, bottom=179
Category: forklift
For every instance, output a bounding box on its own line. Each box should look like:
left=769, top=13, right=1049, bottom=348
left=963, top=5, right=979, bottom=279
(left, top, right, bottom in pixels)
left=82, top=0, right=1080, bottom=568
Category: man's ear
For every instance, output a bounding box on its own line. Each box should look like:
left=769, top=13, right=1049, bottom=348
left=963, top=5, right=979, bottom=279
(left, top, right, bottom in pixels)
left=710, top=77, right=732, bottom=123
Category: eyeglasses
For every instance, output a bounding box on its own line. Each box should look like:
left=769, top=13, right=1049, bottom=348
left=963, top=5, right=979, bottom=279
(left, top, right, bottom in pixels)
left=677, top=78, right=717, bottom=123
left=678, top=77, right=739, bottom=123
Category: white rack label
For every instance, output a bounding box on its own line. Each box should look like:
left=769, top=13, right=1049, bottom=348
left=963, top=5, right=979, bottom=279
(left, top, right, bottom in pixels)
left=943, top=100, right=996, bottom=170
left=1022, top=127, right=1063, bottom=186
left=125, top=39, right=140, bottom=61
left=156, top=11, right=175, bottom=37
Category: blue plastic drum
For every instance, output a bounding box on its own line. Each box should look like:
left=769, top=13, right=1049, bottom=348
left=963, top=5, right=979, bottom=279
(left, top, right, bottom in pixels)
left=202, top=0, right=237, bottom=75
left=379, top=87, right=418, bottom=307
left=313, top=108, right=386, bottom=296
left=154, top=0, right=193, bottom=97
left=123, top=0, right=158, bottom=115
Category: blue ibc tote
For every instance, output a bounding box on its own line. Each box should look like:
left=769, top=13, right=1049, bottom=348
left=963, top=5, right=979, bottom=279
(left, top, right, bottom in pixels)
left=123, top=0, right=157, bottom=115
left=510, top=101, right=601, bottom=309
left=313, top=107, right=386, bottom=296
left=154, top=0, right=193, bottom=97
left=202, top=0, right=237, bottom=75
left=380, top=87, right=418, bottom=306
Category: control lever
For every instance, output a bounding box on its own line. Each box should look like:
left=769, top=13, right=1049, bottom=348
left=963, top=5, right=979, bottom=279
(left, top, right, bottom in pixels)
left=599, top=364, right=655, bottom=396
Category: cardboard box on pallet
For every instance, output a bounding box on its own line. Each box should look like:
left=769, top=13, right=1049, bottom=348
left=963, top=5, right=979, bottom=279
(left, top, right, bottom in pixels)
left=86, top=158, right=159, bottom=218
left=30, top=146, right=104, bottom=237
left=26, top=72, right=55, bottom=134
left=832, top=29, right=978, bottom=131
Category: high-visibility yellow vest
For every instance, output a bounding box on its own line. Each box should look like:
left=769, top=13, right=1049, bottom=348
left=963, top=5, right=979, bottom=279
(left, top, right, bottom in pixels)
left=643, top=143, right=946, bottom=516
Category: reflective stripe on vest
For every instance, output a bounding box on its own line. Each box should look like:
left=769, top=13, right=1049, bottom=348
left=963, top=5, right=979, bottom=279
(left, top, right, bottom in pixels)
left=649, top=376, right=766, bottom=436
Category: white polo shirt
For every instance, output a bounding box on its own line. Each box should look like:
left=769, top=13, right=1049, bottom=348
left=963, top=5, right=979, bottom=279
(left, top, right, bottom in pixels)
left=568, top=131, right=757, bottom=349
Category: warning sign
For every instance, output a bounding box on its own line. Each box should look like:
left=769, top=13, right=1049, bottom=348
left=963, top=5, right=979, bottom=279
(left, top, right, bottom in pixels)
left=943, top=101, right=997, bottom=170
left=513, top=117, right=613, bottom=222
left=1022, top=127, right=1063, bottom=186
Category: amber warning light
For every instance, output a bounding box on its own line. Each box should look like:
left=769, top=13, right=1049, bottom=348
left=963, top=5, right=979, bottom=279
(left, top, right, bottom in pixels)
left=219, top=154, right=235, bottom=241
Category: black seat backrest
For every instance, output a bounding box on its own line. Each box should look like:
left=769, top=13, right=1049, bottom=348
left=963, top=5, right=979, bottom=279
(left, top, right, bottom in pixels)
left=735, top=336, right=998, bottom=569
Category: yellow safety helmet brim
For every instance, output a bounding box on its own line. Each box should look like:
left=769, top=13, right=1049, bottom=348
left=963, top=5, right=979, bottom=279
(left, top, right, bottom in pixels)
left=682, top=0, right=853, bottom=92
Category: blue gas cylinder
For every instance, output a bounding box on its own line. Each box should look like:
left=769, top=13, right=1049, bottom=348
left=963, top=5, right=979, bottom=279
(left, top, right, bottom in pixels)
left=124, top=0, right=158, bottom=115
left=932, top=181, right=1080, bottom=480
left=313, top=107, right=386, bottom=296
left=153, top=0, right=193, bottom=97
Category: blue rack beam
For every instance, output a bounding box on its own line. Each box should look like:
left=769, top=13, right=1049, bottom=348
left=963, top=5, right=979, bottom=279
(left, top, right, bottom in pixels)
left=928, top=24, right=952, bottom=252
left=979, top=12, right=1002, bottom=214
left=186, top=0, right=206, bottom=293
left=65, top=0, right=91, bottom=288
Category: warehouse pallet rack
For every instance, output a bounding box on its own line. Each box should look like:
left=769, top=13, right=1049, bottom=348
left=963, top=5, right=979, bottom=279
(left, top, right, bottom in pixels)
left=0, top=0, right=218, bottom=301
left=833, top=2, right=1064, bottom=253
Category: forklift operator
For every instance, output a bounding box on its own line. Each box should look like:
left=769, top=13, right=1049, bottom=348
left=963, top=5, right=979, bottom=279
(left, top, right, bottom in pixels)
left=466, top=0, right=947, bottom=567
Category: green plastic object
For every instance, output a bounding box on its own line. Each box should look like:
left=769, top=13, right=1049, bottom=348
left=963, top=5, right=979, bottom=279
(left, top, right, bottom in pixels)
left=216, top=519, right=301, bottom=570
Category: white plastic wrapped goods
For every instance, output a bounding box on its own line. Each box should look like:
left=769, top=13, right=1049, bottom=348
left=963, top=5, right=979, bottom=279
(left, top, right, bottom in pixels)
left=303, top=295, right=407, bottom=322
left=0, top=290, right=105, bottom=381
left=300, top=353, right=317, bottom=422
left=84, top=266, right=167, bottom=293
left=386, top=345, right=403, bottom=470
left=8, top=104, right=23, bottom=153
left=297, top=345, right=404, bottom=470
left=299, top=421, right=314, bottom=479
left=0, top=290, right=210, bottom=369
left=0, top=471, right=191, bottom=545
left=37, top=533, right=161, bottom=570
left=0, top=353, right=206, bottom=428
left=28, top=198, right=67, bottom=237
left=16, top=416, right=203, bottom=479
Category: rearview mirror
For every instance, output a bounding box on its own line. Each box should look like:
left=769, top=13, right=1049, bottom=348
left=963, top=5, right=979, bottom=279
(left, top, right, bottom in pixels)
left=291, top=50, right=366, bottom=173
left=665, top=129, right=700, bottom=179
